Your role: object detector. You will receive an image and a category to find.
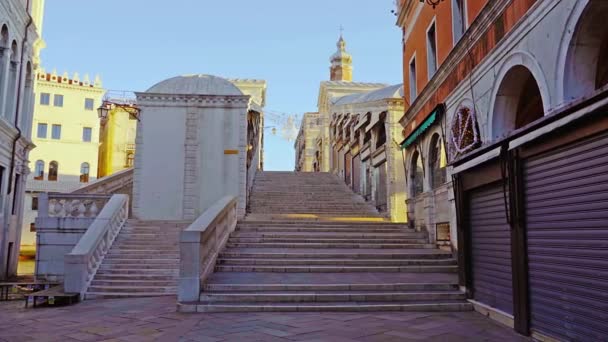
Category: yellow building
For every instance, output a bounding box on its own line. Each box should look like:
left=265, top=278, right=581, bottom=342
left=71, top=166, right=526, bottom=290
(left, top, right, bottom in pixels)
left=97, top=99, right=137, bottom=178
left=21, top=69, right=104, bottom=248
left=294, top=112, right=322, bottom=172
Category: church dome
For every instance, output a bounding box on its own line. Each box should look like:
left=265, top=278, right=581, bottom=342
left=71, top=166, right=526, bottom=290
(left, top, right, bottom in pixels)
left=146, top=74, right=243, bottom=96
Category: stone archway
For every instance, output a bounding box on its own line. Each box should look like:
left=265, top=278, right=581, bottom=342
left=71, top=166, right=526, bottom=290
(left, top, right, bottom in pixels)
left=560, top=0, right=608, bottom=103
left=490, top=65, right=545, bottom=140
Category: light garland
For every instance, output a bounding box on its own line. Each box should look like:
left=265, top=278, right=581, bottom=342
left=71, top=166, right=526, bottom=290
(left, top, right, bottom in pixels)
left=450, top=105, right=480, bottom=159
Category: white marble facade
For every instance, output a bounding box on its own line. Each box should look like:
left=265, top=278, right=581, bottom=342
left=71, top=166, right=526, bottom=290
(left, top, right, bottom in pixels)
left=133, top=75, right=264, bottom=221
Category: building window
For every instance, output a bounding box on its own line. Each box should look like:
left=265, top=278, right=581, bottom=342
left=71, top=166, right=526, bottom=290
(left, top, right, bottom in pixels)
left=37, top=123, right=48, bottom=138
left=51, top=124, right=61, bottom=139
left=34, top=160, right=44, bottom=180
left=429, top=134, right=447, bottom=188
left=126, top=153, right=134, bottom=167
left=82, top=127, right=92, bottom=142
left=80, top=162, right=90, bottom=183
left=53, top=94, right=64, bottom=107
left=48, top=161, right=58, bottom=181
left=452, top=0, right=466, bottom=44
left=411, top=151, right=424, bottom=196
left=375, top=123, right=386, bottom=149
left=31, top=196, right=38, bottom=210
left=409, top=57, right=417, bottom=103
left=84, top=98, right=95, bottom=111
left=427, top=22, right=438, bottom=78
left=40, top=93, right=50, bottom=106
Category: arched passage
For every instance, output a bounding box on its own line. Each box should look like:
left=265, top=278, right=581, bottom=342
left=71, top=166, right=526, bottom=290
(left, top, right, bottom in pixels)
left=491, top=65, right=544, bottom=140
left=562, top=0, right=608, bottom=102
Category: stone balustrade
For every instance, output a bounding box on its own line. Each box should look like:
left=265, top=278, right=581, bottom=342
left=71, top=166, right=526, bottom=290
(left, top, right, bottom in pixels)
left=40, top=194, right=111, bottom=219
left=72, top=168, right=133, bottom=195
left=64, top=195, right=129, bottom=296
left=178, top=196, right=237, bottom=303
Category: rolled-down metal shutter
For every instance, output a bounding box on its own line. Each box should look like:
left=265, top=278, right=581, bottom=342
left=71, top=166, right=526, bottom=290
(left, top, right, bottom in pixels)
left=352, top=154, right=361, bottom=194
left=375, top=162, right=387, bottom=212
left=468, top=184, right=514, bottom=315
left=524, top=132, right=608, bottom=341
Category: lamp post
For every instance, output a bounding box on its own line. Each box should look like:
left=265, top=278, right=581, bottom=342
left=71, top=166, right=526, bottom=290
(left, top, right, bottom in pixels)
left=420, top=0, right=444, bottom=9
left=97, top=101, right=141, bottom=122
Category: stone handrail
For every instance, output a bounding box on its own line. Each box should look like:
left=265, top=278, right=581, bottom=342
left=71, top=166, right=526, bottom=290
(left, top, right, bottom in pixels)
left=72, top=168, right=133, bottom=195
left=64, top=194, right=129, bottom=296
left=179, top=196, right=238, bottom=302
left=39, top=193, right=112, bottom=219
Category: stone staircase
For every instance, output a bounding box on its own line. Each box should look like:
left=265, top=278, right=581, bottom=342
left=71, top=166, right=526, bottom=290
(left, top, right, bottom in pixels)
left=85, top=220, right=190, bottom=299
left=184, top=171, right=471, bottom=312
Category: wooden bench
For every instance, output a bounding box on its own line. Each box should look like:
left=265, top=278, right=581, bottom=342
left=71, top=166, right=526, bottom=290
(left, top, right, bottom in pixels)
left=24, top=285, right=79, bottom=308
left=0, top=281, right=58, bottom=301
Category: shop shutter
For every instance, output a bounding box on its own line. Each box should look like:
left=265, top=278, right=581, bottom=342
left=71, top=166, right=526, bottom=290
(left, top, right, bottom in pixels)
left=352, top=154, right=361, bottom=194
left=344, top=152, right=352, bottom=186
left=468, top=183, right=514, bottom=315
left=375, top=162, right=387, bottom=211
left=524, top=132, right=608, bottom=341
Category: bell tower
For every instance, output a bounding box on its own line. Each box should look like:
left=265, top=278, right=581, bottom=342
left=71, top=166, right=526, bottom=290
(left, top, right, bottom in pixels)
left=330, top=33, right=353, bottom=82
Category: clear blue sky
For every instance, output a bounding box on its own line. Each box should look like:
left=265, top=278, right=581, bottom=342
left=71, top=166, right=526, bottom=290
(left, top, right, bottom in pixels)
left=41, top=0, right=402, bottom=170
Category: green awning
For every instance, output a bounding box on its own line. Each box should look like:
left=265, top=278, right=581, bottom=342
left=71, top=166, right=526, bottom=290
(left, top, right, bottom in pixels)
left=400, top=108, right=439, bottom=149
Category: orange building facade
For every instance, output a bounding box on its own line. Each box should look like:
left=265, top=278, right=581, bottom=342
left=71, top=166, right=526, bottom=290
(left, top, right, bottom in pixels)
left=396, top=0, right=608, bottom=340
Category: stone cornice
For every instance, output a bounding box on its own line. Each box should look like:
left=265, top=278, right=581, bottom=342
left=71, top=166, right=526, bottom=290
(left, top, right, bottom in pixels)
left=136, top=93, right=251, bottom=108
left=332, top=98, right=404, bottom=117
left=399, top=0, right=512, bottom=127
left=36, top=80, right=105, bottom=94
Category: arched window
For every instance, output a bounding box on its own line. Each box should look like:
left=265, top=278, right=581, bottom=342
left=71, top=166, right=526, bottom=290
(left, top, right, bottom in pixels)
left=429, top=134, right=447, bottom=188
left=563, top=0, right=608, bottom=100
left=411, top=151, right=424, bottom=196
left=126, top=153, right=134, bottom=167
left=492, top=65, right=544, bottom=140
left=48, top=161, right=58, bottom=181
left=80, top=162, right=90, bottom=183
left=34, top=160, right=44, bottom=180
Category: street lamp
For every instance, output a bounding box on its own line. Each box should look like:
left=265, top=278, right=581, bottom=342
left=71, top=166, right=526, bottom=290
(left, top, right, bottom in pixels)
left=97, top=101, right=141, bottom=122
left=420, top=0, right=444, bottom=9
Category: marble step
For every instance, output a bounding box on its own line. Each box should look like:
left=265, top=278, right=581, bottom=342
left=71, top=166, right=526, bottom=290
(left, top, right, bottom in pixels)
left=219, top=250, right=452, bottom=260
left=231, top=232, right=424, bottom=239
left=225, top=242, right=435, bottom=249
left=88, top=285, right=176, bottom=294
left=86, top=292, right=176, bottom=300
left=214, top=265, right=458, bottom=273
left=101, top=258, right=179, bottom=264
left=226, top=237, right=428, bottom=244
left=235, top=227, right=411, bottom=234
left=91, top=279, right=177, bottom=287
left=92, top=274, right=178, bottom=281
left=238, top=221, right=406, bottom=227
left=216, top=258, right=456, bottom=266
left=180, top=301, right=473, bottom=313
left=199, top=290, right=465, bottom=303
left=99, top=263, right=179, bottom=270
left=96, top=268, right=179, bottom=275
left=203, top=282, right=459, bottom=292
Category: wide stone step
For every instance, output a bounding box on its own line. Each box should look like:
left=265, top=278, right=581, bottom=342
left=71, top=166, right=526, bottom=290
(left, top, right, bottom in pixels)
left=235, top=227, right=410, bottom=233
left=91, top=279, right=177, bottom=287
left=227, top=237, right=427, bottom=244
left=238, top=221, right=408, bottom=228
left=86, top=292, right=176, bottom=300
left=216, top=258, right=456, bottom=266
left=231, top=232, right=424, bottom=239
left=219, top=250, right=452, bottom=260
left=181, top=301, right=473, bottom=313
left=199, top=290, right=465, bottom=303
left=101, top=258, right=179, bottom=264
left=96, top=268, right=179, bottom=275
left=214, top=265, right=458, bottom=273
left=93, top=274, right=178, bottom=281
left=225, top=242, right=434, bottom=249
left=99, top=263, right=179, bottom=270
left=110, top=245, right=179, bottom=251
left=203, top=282, right=459, bottom=292
left=88, top=285, right=177, bottom=294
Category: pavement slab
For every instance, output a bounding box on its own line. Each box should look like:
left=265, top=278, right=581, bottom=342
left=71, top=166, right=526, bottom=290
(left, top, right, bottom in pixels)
left=0, top=296, right=529, bottom=341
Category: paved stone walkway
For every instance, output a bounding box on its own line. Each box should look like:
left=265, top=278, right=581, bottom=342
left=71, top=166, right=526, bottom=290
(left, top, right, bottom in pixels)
left=0, top=297, right=528, bottom=341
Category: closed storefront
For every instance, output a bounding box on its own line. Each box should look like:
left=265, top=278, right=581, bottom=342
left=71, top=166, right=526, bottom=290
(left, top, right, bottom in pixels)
left=524, top=132, right=608, bottom=341
left=374, top=162, right=387, bottom=211
left=344, top=152, right=352, bottom=186
left=468, top=184, right=513, bottom=315
left=352, top=154, right=361, bottom=194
